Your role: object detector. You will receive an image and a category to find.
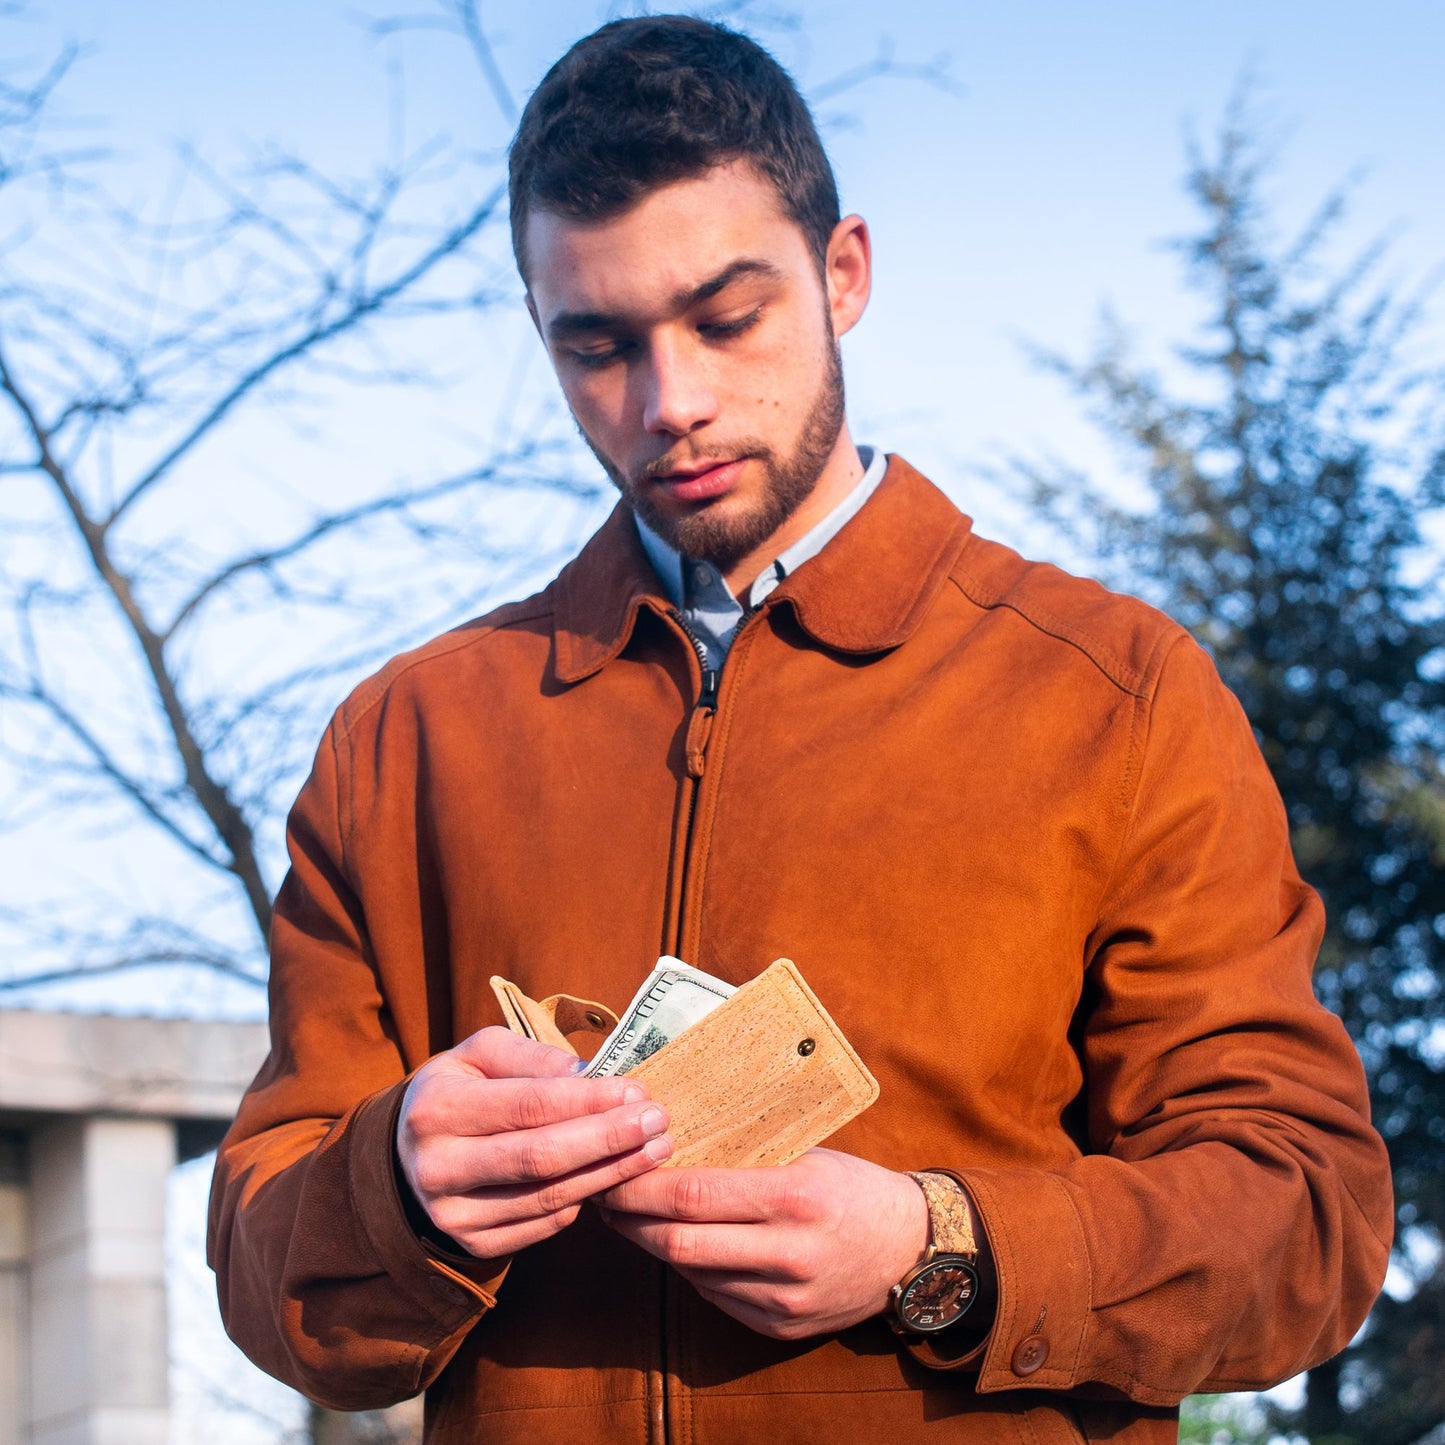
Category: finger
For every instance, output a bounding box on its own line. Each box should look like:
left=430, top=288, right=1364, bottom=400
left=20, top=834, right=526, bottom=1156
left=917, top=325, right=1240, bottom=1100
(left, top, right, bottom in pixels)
left=408, top=1073, right=651, bottom=1144
left=597, top=1165, right=786, bottom=1222
left=675, top=1264, right=817, bottom=1308
left=434, top=1099, right=673, bottom=1191
left=599, top=1212, right=807, bottom=1278
left=482, top=1141, right=675, bottom=1224
left=449, top=1025, right=593, bottom=1080
left=449, top=1212, right=586, bottom=1260
left=429, top=1133, right=674, bottom=1245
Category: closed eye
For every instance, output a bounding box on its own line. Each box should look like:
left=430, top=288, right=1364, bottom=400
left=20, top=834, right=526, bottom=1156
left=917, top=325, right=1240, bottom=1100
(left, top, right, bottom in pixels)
left=701, top=308, right=762, bottom=341
left=566, top=339, right=634, bottom=369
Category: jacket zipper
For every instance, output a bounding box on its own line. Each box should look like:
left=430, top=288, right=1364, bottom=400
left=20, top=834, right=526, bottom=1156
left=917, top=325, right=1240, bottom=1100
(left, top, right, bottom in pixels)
left=658, top=603, right=759, bottom=1444
left=668, top=604, right=764, bottom=909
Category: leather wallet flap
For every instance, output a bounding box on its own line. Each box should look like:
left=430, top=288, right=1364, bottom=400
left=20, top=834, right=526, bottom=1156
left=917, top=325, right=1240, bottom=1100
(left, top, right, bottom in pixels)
left=489, top=977, right=618, bottom=1054
left=625, top=957, right=879, bottom=1169
left=548, top=994, right=620, bottom=1037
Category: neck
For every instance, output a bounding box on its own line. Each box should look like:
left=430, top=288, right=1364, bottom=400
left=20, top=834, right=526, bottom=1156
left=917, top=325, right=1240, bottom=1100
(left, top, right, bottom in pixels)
left=719, top=425, right=864, bottom=596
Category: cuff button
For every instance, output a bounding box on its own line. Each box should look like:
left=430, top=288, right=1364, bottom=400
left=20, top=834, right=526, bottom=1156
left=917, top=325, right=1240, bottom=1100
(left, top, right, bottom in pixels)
left=1011, top=1334, right=1049, bottom=1376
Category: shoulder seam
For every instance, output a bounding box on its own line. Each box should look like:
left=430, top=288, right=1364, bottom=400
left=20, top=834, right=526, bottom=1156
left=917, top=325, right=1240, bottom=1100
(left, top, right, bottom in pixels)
left=336, top=597, right=555, bottom=742
left=1118, top=629, right=1189, bottom=812
left=945, top=565, right=1183, bottom=699
left=1092, top=629, right=1194, bottom=926
left=326, top=716, right=353, bottom=871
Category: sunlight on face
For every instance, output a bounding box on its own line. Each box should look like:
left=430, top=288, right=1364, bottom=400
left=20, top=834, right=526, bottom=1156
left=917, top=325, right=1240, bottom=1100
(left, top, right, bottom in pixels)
left=525, top=161, right=870, bottom=585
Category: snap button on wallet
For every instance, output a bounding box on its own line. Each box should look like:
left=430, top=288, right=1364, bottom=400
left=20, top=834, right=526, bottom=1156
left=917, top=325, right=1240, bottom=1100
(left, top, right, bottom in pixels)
left=489, top=958, right=879, bottom=1168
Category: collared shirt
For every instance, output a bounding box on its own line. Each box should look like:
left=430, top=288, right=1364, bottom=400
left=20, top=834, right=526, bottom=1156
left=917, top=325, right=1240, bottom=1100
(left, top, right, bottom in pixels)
left=635, top=445, right=887, bottom=670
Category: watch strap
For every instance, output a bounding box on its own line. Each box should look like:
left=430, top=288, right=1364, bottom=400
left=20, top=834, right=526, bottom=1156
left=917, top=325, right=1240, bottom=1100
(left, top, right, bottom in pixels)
left=908, top=1171, right=977, bottom=1259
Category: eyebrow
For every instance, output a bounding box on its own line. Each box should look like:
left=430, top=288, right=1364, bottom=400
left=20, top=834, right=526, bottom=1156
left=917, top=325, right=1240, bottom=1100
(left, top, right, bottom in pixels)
left=544, top=258, right=785, bottom=340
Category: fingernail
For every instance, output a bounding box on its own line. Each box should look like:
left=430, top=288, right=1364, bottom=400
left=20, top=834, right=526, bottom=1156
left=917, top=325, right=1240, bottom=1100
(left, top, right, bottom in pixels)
left=640, top=1106, right=668, bottom=1137
left=569, top=1058, right=588, bottom=1074
left=622, top=1083, right=646, bottom=1103
left=644, top=1134, right=674, bottom=1163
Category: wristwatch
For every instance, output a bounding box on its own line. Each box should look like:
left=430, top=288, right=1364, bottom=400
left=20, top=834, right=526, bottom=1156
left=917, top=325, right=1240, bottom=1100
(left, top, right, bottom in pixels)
left=888, top=1171, right=980, bottom=1334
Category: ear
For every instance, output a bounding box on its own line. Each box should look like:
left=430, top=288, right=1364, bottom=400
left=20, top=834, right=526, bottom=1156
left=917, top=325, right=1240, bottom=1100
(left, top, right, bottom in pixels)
left=825, top=214, right=871, bottom=339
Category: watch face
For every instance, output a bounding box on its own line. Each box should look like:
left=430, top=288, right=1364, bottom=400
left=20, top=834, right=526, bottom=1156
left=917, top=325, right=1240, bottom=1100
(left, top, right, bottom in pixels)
left=898, top=1258, right=978, bottom=1333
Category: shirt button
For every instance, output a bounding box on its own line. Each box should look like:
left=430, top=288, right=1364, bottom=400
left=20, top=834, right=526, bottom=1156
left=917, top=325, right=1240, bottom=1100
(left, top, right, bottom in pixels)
left=1011, top=1334, right=1049, bottom=1376
left=692, top=563, right=711, bottom=586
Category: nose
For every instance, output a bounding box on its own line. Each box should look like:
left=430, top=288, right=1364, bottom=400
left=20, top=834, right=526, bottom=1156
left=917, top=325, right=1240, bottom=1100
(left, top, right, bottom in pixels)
left=641, top=334, right=717, bottom=437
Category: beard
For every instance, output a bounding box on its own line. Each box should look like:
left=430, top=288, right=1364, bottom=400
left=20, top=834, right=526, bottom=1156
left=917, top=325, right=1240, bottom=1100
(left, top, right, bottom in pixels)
left=580, top=336, right=846, bottom=576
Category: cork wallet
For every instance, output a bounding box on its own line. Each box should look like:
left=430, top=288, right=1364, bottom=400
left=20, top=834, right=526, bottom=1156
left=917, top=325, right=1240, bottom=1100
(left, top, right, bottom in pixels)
left=488, top=958, right=879, bottom=1168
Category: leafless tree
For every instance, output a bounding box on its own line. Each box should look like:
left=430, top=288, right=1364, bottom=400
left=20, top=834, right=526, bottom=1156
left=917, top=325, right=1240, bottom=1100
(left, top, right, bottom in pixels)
left=0, top=3, right=608, bottom=1001
left=0, top=0, right=959, bottom=1006
left=2, top=6, right=957, bottom=1441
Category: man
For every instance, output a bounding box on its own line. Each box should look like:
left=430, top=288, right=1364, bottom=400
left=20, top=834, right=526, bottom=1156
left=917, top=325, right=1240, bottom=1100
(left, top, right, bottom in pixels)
left=209, top=17, right=1393, bottom=1443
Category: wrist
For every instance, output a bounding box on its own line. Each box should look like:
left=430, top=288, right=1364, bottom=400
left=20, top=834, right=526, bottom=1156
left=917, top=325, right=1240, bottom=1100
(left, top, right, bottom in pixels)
left=889, top=1165, right=933, bottom=1277
left=887, top=1169, right=997, bottom=1336
left=393, top=1143, right=444, bottom=1243
left=926, top=1171, right=998, bottom=1318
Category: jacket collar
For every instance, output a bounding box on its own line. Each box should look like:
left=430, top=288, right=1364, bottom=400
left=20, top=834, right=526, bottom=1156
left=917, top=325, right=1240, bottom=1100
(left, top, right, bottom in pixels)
left=552, top=454, right=973, bottom=684
left=552, top=503, right=672, bottom=684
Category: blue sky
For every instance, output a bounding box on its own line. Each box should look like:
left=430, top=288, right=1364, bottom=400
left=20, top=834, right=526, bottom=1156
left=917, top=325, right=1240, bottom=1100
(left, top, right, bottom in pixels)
left=2, top=3, right=1441, bottom=1023
left=3, top=1, right=1442, bottom=1020
left=28, top=0, right=1444, bottom=538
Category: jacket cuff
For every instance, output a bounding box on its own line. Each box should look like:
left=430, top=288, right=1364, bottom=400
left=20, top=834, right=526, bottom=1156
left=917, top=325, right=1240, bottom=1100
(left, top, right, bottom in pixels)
left=347, top=1076, right=513, bottom=1326
left=948, top=1167, right=1091, bottom=1392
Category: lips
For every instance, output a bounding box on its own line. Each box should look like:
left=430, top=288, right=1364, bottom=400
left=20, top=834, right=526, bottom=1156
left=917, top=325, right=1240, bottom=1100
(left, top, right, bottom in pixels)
left=651, top=458, right=745, bottom=504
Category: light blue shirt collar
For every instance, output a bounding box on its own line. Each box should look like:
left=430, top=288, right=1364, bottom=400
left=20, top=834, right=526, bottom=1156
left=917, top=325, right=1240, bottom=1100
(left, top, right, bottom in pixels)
left=636, top=445, right=887, bottom=669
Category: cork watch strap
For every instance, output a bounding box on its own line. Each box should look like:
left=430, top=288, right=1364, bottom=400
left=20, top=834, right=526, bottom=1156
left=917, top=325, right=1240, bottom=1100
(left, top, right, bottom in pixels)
left=908, top=1171, right=978, bottom=1258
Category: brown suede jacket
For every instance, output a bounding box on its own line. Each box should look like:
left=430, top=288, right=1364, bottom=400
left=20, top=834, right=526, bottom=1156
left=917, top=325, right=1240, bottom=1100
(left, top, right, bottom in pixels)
left=209, top=457, right=1393, bottom=1444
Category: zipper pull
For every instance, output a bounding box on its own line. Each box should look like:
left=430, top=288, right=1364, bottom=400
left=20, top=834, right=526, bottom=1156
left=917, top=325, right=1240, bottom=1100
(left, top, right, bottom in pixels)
left=685, top=669, right=719, bottom=778
left=685, top=707, right=714, bottom=778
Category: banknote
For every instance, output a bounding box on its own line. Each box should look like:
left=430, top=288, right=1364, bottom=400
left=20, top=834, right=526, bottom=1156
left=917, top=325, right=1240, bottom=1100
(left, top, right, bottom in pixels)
left=583, top=957, right=735, bottom=1078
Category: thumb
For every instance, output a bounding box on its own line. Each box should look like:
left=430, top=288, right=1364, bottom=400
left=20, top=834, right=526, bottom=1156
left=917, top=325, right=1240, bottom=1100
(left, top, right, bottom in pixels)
left=450, top=1024, right=584, bottom=1080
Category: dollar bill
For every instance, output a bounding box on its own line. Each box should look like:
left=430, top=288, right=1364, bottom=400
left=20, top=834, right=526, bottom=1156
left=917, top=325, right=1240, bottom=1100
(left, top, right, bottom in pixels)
left=583, top=957, right=735, bottom=1078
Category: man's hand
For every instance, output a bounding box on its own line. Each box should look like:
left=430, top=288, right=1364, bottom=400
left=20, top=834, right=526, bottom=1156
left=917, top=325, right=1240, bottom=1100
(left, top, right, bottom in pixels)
left=396, top=1027, right=674, bottom=1259
left=596, top=1148, right=929, bottom=1340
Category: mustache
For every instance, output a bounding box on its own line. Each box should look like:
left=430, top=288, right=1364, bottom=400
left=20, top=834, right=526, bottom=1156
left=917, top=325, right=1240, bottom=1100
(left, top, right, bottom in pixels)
left=637, top=444, right=771, bottom=484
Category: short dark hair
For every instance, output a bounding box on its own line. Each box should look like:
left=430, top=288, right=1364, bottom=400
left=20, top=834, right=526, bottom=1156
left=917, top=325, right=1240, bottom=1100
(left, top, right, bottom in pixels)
left=508, top=15, right=840, bottom=281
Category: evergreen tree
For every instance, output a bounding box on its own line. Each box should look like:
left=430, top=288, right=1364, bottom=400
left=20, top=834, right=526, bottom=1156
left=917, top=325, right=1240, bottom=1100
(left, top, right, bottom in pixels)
left=1015, top=103, right=1445, bottom=1444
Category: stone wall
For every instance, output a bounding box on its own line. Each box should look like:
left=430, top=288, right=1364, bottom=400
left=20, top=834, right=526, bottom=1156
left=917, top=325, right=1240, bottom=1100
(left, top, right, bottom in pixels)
left=0, top=1010, right=266, bottom=1445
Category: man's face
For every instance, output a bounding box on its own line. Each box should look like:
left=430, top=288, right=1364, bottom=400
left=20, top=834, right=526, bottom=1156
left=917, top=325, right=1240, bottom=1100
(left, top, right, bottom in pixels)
left=524, top=161, right=869, bottom=578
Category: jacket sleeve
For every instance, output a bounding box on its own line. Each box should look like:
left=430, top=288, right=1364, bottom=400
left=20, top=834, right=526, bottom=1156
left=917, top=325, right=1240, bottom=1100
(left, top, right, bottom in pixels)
left=912, top=634, right=1393, bottom=1404
left=207, top=717, right=508, bottom=1410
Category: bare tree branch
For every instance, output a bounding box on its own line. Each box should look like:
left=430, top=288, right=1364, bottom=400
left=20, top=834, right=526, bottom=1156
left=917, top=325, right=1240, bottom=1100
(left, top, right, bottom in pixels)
left=0, top=900, right=264, bottom=993
left=0, top=37, right=82, bottom=184
left=369, top=0, right=517, bottom=123
left=0, top=674, right=227, bottom=871
left=806, top=37, right=965, bottom=107
left=0, top=4, right=942, bottom=1021
left=0, top=335, right=275, bottom=935
left=159, top=449, right=593, bottom=638
left=0, top=951, right=260, bottom=994
left=106, top=178, right=507, bottom=527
